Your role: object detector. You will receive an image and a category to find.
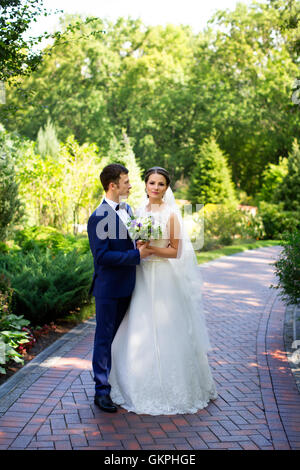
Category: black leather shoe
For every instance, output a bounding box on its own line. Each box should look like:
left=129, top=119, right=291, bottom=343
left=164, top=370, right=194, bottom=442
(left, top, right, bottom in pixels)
left=94, top=394, right=118, bottom=413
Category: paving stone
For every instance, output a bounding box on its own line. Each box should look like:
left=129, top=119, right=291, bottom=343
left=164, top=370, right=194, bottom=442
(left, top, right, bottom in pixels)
left=0, top=247, right=299, bottom=450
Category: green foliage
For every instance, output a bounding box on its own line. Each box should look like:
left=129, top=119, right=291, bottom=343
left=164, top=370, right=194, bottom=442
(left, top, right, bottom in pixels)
left=0, top=274, right=30, bottom=373
left=108, top=132, right=145, bottom=209
left=258, top=201, right=300, bottom=239
left=271, top=229, right=300, bottom=306
left=275, top=139, right=300, bottom=211
left=0, top=2, right=104, bottom=82
left=269, top=0, right=300, bottom=58
left=191, top=203, right=265, bottom=251
left=203, top=204, right=247, bottom=248
left=0, top=247, right=93, bottom=325
left=190, top=1, right=299, bottom=194
left=0, top=0, right=48, bottom=81
left=238, top=209, right=266, bottom=241
left=0, top=329, right=30, bottom=373
left=2, top=2, right=299, bottom=197
left=14, top=226, right=90, bottom=254
left=187, top=136, right=237, bottom=205
left=0, top=125, right=24, bottom=241
left=36, top=117, right=60, bottom=158
left=257, top=157, right=289, bottom=203
left=0, top=242, right=10, bottom=254
left=15, top=133, right=105, bottom=232
left=173, top=177, right=189, bottom=200
left=0, top=273, right=14, bottom=316
left=0, top=313, right=30, bottom=332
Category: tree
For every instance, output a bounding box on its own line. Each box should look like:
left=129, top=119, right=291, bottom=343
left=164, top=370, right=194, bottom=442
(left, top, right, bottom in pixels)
left=257, top=157, right=289, bottom=203
left=60, top=135, right=107, bottom=234
left=36, top=117, right=60, bottom=158
left=0, top=0, right=50, bottom=81
left=2, top=5, right=299, bottom=196
left=275, top=139, right=300, bottom=211
left=17, top=134, right=105, bottom=231
left=0, top=124, right=23, bottom=240
left=190, top=0, right=299, bottom=194
left=1, top=14, right=116, bottom=147
left=187, top=136, right=237, bottom=205
left=0, top=1, right=104, bottom=82
left=266, top=0, right=300, bottom=60
left=107, top=132, right=145, bottom=210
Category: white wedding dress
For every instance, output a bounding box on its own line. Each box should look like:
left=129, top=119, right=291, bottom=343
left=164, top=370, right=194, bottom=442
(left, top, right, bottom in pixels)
left=109, top=200, right=218, bottom=415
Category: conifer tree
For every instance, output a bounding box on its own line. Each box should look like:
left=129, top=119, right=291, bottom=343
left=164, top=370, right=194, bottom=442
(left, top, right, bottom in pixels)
left=36, top=118, right=60, bottom=158
left=108, top=132, right=145, bottom=209
left=0, top=126, right=23, bottom=241
left=187, top=136, right=237, bottom=205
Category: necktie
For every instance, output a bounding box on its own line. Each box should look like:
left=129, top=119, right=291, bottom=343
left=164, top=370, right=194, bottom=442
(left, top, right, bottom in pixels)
left=115, top=203, right=135, bottom=247
left=115, top=202, right=127, bottom=212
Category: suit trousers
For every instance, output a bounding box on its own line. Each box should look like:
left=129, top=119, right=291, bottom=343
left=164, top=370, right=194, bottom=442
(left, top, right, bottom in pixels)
left=93, top=295, right=131, bottom=397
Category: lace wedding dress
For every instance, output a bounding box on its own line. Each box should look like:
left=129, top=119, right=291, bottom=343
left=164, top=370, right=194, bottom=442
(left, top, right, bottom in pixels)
left=109, top=202, right=218, bottom=415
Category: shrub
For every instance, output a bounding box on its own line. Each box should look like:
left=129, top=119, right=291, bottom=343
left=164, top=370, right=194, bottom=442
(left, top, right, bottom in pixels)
left=0, top=247, right=93, bottom=325
left=0, top=242, right=10, bottom=254
left=258, top=201, right=300, bottom=240
left=238, top=209, right=266, bottom=240
left=189, top=203, right=266, bottom=250
left=0, top=274, right=31, bottom=374
left=14, top=226, right=90, bottom=254
left=271, top=230, right=300, bottom=306
left=202, top=203, right=249, bottom=249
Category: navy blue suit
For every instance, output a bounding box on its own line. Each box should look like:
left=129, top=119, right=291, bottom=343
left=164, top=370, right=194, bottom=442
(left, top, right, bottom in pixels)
left=87, top=199, right=140, bottom=396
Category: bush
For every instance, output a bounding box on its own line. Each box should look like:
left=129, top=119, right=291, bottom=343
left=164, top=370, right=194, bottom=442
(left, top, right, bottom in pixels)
left=0, top=274, right=31, bottom=374
left=204, top=204, right=241, bottom=247
left=258, top=201, right=300, bottom=240
left=0, top=242, right=10, bottom=254
left=200, top=204, right=253, bottom=249
left=271, top=230, right=300, bottom=306
left=0, top=247, right=93, bottom=325
left=238, top=209, right=266, bottom=240
left=14, top=226, right=90, bottom=254
left=189, top=203, right=266, bottom=251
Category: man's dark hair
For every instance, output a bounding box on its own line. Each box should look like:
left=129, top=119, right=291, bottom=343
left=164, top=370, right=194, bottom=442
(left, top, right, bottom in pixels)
left=100, top=163, right=129, bottom=191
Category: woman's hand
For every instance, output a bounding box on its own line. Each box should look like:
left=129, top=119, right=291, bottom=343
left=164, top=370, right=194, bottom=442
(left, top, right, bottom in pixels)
left=136, top=240, right=146, bottom=249
left=136, top=240, right=154, bottom=254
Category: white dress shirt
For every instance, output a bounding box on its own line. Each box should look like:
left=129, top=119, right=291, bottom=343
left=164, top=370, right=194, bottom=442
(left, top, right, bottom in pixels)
left=104, top=197, right=136, bottom=248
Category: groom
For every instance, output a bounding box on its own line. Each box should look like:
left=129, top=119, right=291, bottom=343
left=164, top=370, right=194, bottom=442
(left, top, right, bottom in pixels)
left=87, top=163, right=151, bottom=412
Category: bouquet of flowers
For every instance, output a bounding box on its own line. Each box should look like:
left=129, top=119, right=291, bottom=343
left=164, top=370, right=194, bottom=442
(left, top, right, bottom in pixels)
left=127, top=215, right=163, bottom=242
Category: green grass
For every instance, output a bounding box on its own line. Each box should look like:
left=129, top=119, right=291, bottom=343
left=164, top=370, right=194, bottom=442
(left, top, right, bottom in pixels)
left=196, top=239, right=282, bottom=264
left=58, top=298, right=95, bottom=324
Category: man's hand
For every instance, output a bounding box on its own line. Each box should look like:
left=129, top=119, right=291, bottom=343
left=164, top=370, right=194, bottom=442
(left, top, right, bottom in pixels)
left=136, top=240, right=146, bottom=249
left=138, top=241, right=153, bottom=259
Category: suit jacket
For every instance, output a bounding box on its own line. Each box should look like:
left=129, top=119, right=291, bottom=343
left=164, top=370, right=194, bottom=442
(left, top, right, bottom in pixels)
left=87, top=199, right=140, bottom=298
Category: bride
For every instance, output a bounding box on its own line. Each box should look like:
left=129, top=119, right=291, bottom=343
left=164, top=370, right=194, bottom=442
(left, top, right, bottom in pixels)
left=109, top=166, right=218, bottom=415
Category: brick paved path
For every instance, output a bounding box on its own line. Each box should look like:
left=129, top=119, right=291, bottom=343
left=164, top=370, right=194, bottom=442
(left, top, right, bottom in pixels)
left=0, top=246, right=299, bottom=450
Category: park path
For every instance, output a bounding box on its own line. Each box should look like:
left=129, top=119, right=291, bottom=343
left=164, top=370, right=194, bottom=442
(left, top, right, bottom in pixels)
left=0, top=246, right=299, bottom=450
